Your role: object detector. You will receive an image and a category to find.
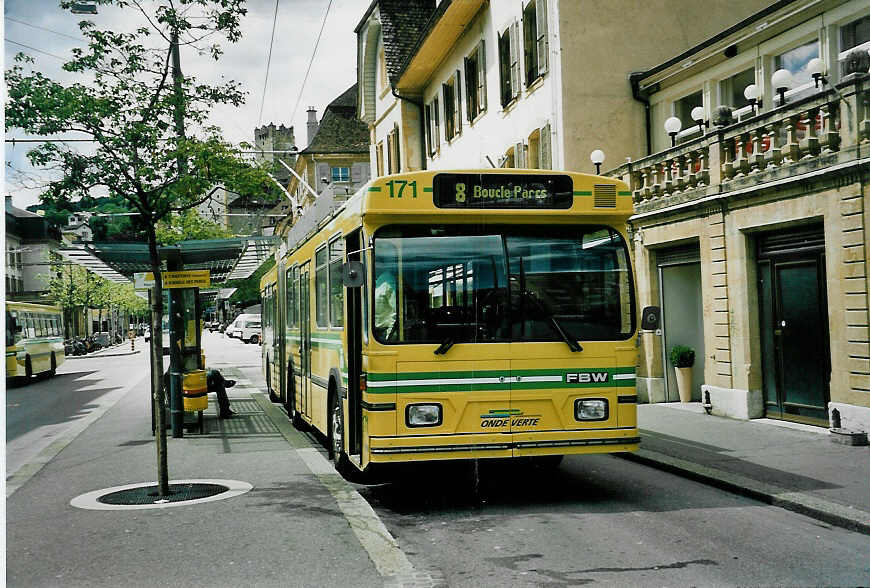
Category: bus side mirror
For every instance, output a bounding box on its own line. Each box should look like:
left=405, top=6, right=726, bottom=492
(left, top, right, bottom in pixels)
left=641, top=306, right=660, bottom=331
left=343, top=261, right=364, bottom=288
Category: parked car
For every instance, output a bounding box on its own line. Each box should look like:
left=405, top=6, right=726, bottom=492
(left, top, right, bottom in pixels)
left=227, top=313, right=260, bottom=340
left=239, top=318, right=262, bottom=344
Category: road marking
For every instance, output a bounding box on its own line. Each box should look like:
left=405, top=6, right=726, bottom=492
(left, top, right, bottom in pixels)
left=6, top=374, right=147, bottom=498
left=253, top=393, right=415, bottom=580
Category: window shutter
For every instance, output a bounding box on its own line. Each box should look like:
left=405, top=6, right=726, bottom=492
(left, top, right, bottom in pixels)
left=509, top=21, right=520, bottom=98
left=536, top=0, right=548, bottom=76
left=434, top=97, right=440, bottom=150
left=454, top=70, right=462, bottom=133
left=540, top=122, right=551, bottom=169
left=386, top=133, right=393, bottom=173
left=464, top=56, right=473, bottom=122
left=425, top=104, right=432, bottom=155
left=523, top=4, right=533, bottom=86
left=478, top=41, right=487, bottom=113
left=515, top=141, right=526, bottom=168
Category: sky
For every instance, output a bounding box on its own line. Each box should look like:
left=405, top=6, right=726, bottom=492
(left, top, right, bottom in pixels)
left=3, top=0, right=368, bottom=209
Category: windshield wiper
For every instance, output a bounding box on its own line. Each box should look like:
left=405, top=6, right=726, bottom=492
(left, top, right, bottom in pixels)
left=434, top=336, right=455, bottom=355
left=547, top=314, right=583, bottom=352
left=522, top=289, right=583, bottom=353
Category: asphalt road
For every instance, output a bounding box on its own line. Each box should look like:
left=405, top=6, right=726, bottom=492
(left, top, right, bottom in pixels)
left=6, top=332, right=870, bottom=587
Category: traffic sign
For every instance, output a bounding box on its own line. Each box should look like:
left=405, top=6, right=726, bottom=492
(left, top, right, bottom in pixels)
left=133, top=270, right=210, bottom=289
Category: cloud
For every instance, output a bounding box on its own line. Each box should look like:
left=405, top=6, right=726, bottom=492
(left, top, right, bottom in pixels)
left=4, top=0, right=365, bottom=208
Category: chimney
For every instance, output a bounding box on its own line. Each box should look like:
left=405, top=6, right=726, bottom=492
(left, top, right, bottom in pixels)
left=307, top=107, right=319, bottom=146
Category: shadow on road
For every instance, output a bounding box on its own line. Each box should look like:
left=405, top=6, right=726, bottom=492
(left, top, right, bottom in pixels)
left=5, top=370, right=121, bottom=442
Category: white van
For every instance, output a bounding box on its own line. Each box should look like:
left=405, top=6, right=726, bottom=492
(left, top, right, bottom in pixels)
left=228, top=314, right=261, bottom=343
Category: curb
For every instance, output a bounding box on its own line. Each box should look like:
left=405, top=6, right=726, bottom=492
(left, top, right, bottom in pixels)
left=67, top=349, right=142, bottom=360
left=618, top=448, right=870, bottom=536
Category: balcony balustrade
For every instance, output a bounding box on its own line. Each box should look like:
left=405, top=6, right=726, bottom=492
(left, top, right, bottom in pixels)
left=607, top=72, right=870, bottom=215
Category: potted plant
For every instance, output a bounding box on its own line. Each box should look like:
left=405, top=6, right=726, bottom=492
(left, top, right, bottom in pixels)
left=669, top=345, right=695, bottom=403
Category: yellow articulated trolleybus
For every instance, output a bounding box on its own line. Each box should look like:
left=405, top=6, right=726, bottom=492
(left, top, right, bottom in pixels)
left=261, top=169, right=640, bottom=476
left=6, top=301, right=66, bottom=381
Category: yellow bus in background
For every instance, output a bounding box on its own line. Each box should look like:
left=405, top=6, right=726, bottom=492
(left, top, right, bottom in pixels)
left=261, top=169, right=639, bottom=477
left=6, top=302, right=66, bottom=381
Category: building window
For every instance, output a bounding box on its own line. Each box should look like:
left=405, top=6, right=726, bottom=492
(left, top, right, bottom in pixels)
left=503, top=145, right=515, bottom=168
left=719, top=67, right=755, bottom=113
left=331, top=166, right=350, bottom=183
left=443, top=70, right=461, bottom=140
left=386, top=125, right=401, bottom=173
left=522, top=0, right=548, bottom=87
left=425, top=98, right=440, bottom=156
left=315, top=246, right=328, bottom=327
left=528, top=125, right=551, bottom=170
left=774, top=39, right=819, bottom=93
left=498, top=22, right=520, bottom=107
left=465, top=40, right=486, bottom=121
left=674, top=91, right=703, bottom=132
left=840, top=14, right=870, bottom=75
left=376, top=141, right=384, bottom=176
left=328, top=238, right=344, bottom=327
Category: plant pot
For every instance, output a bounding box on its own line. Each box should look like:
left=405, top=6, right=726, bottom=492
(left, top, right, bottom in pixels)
left=675, top=366, right=693, bottom=403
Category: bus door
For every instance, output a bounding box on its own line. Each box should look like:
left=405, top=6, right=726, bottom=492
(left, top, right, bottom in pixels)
left=344, top=229, right=364, bottom=456
left=299, top=263, right=312, bottom=418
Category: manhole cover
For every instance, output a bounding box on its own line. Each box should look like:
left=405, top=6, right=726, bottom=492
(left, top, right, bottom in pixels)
left=98, top=482, right=228, bottom=505
left=71, top=479, right=253, bottom=510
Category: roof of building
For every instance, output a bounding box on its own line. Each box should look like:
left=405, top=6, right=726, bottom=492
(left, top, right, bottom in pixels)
left=631, top=0, right=800, bottom=87
left=302, top=84, right=369, bottom=155
left=356, top=0, right=436, bottom=87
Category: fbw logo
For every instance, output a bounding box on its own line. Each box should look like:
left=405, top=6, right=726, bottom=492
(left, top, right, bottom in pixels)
left=565, top=372, right=609, bottom=384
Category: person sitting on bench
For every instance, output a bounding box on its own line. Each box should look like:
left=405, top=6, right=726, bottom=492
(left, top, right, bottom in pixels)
left=163, top=368, right=237, bottom=419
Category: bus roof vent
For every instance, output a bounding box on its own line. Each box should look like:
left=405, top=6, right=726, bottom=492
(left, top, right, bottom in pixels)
left=594, top=184, right=617, bottom=208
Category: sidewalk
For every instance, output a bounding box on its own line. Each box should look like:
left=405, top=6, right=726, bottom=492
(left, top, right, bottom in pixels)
left=623, top=402, right=870, bottom=534
left=66, top=339, right=144, bottom=359
left=4, top=366, right=399, bottom=588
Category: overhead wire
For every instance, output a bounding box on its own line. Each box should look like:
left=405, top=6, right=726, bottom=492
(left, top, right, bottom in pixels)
left=257, top=0, right=280, bottom=127
left=289, top=0, right=333, bottom=128
left=4, top=16, right=84, bottom=42
left=5, top=39, right=68, bottom=61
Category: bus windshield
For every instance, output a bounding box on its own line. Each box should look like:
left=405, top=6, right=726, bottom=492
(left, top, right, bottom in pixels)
left=373, top=225, right=634, bottom=345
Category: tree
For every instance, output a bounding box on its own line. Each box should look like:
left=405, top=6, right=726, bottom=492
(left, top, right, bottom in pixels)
left=156, top=208, right=233, bottom=244
left=6, top=0, right=278, bottom=495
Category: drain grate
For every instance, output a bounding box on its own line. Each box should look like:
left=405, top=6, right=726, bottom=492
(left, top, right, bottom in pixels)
left=97, top=483, right=229, bottom=505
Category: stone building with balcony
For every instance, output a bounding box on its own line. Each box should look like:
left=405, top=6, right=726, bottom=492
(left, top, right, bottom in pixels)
left=355, top=0, right=770, bottom=175
left=605, top=0, right=870, bottom=431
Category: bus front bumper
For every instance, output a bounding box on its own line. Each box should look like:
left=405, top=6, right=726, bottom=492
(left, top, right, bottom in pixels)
left=368, top=428, right=640, bottom=463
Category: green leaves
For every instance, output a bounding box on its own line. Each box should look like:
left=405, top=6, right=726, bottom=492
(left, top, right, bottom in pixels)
left=5, top=0, right=273, bottom=272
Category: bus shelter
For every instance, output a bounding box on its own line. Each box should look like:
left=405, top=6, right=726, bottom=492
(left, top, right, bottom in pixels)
left=57, top=237, right=277, bottom=436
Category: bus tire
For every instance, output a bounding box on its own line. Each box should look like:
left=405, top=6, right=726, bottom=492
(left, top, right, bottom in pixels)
left=49, top=353, right=57, bottom=377
left=24, top=356, right=33, bottom=380
left=329, top=391, right=350, bottom=475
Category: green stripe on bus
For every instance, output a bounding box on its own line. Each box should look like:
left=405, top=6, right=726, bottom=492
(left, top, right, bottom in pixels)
left=423, top=187, right=433, bottom=192
left=573, top=191, right=593, bottom=196
left=618, top=191, right=632, bottom=196
left=368, top=186, right=382, bottom=192
left=368, top=366, right=634, bottom=381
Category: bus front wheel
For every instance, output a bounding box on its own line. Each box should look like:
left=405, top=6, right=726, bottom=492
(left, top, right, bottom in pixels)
left=330, top=393, right=350, bottom=475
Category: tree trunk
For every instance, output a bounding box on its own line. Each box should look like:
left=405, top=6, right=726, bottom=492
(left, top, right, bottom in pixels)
left=147, top=224, right=170, bottom=497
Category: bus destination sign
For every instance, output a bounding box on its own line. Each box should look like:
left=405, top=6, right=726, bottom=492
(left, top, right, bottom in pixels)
left=433, top=173, right=573, bottom=209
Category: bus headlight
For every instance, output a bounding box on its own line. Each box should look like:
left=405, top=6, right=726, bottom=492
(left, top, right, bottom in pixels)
left=575, top=399, right=608, bottom=421
left=406, top=404, right=442, bottom=427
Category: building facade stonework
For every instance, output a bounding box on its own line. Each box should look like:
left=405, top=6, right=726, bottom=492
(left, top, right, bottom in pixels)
left=607, top=0, right=870, bottom=431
